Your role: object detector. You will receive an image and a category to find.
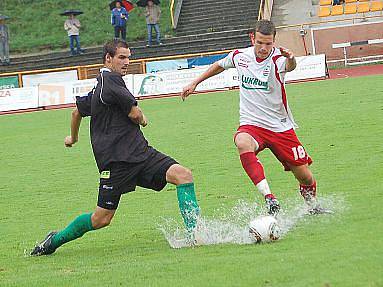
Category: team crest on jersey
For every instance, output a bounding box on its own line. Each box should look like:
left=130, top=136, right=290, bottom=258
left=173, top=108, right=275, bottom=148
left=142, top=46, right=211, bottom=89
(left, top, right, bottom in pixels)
left=241, top=75, right=269, bottom=91
left=262, top=64, right=271, bottom=77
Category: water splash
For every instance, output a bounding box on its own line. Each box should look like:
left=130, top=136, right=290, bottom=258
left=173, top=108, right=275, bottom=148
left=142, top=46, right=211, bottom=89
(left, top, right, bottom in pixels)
left=158, top=195, right=345, bottom=249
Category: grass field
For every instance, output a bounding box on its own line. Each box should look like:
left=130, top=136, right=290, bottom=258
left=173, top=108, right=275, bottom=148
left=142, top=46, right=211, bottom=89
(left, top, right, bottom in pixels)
left=0, top=75, right=382, bottom=286
left=1, top=0, right=173, bottom=53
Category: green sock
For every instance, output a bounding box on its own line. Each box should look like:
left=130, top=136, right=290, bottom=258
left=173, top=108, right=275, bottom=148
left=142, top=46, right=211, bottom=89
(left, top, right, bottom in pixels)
left=51, top=213, right=94, bottom=250
left=176, top=183, right=200, bottom=232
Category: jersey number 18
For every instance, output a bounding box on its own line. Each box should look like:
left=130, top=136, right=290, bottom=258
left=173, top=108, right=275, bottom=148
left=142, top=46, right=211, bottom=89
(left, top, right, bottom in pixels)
left=292, top=146, right=306, bottom=160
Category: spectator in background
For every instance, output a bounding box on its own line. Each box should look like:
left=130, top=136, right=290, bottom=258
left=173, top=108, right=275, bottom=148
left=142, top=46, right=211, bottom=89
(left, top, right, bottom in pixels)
left=333, top=0, right=344, bottom=4
left=111, top=0, right=128, bottom=41
left=146, top=0, right=162, bottom=47
left=64, top=14, right=85, bottom=56
left=0, top=17, right=10, bottom=65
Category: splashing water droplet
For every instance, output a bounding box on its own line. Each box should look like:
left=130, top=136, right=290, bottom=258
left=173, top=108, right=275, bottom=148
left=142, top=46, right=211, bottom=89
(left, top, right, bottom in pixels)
left=158, top=195, right=345, bottom=248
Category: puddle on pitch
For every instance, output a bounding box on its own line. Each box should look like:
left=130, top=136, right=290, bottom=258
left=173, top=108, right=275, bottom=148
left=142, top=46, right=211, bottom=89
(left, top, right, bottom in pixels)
left=158, top=195, right=345, bottom=249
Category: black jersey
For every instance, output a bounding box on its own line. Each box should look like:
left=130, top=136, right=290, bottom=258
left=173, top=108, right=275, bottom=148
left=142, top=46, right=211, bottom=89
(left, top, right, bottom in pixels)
left=76, top=68, right=153, bottom=171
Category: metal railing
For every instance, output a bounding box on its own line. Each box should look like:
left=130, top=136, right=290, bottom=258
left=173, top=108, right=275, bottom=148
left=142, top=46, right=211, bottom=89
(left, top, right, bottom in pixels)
left=276, top=14, right=383, bottom=30
left=258, top=0, right=274, bottom=20
left=170, top=0, right=183, bottom=29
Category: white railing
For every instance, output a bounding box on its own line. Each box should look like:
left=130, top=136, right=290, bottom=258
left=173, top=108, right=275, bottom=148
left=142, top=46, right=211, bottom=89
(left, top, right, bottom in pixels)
left=170, top=0, right=183, bottom=29
left=258, top=0, right=274, bottom=20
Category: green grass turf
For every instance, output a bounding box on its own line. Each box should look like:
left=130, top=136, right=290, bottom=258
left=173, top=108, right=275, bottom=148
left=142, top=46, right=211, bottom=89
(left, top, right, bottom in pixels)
left=1, top=0, right=173, bottom=54
left=0, top=75, right=382, bottom=286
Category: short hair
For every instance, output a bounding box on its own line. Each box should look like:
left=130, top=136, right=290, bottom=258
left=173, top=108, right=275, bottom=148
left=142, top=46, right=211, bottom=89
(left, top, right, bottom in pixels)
left=103, top=39, right=129, bottom=63
left=255, top=20, right=276, bottom=37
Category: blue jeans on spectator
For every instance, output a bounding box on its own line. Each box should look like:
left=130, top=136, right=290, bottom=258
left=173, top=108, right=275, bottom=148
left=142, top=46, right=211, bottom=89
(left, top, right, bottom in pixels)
left=333, top=0, right=340, bottom=4
left=147, top=24, right=161, bottom=45
left=114, top=26, right=126, bottom=41
left=69, top=35, right=82, bottom=55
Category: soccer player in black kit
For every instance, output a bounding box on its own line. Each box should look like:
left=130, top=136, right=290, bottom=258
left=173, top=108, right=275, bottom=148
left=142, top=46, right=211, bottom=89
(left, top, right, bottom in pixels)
left=31, top=40, right=200, bottom=256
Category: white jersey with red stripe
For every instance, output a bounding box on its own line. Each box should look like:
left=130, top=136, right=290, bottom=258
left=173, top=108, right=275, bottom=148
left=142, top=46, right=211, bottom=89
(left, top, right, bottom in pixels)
left=218, top=47, right=298, bottom=132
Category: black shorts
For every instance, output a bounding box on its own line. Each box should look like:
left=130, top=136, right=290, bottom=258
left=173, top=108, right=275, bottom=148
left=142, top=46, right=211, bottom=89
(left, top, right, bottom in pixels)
left=97, top=149, right=178, bottom=210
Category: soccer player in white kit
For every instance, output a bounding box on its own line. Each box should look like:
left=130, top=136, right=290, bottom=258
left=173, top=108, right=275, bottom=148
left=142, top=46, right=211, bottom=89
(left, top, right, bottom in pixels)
left=181, top=20, right=326, bottom=215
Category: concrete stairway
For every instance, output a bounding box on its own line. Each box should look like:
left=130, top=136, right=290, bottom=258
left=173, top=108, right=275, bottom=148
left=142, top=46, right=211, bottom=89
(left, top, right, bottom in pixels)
left=176, top=0, right=259, bottom=36
left=271, top=0, right=317, bottom=27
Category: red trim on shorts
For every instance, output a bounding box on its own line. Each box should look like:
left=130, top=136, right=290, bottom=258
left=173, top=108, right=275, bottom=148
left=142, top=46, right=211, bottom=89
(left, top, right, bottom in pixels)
left=272, top=55, right=288, bottom=113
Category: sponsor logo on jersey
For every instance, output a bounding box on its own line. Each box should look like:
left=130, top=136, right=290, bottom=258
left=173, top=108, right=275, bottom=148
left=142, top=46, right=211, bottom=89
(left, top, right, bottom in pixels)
left=100, top=170, right=110, bottom=179
left=238, top=57, right=251, bottom=63
left=238, top=62, right=248, bottom=68
left=241, top=75, right=269, bottom=90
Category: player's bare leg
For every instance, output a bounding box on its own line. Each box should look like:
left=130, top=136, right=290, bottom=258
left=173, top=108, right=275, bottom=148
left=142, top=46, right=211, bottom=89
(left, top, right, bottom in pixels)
left=91, top=207, right=116, bottom=229
left=235, top=132, right=280, bottom=215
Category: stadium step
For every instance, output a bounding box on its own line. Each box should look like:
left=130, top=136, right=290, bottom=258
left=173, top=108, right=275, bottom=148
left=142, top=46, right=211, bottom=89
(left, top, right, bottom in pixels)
left=181, top=2, right=257, bottom=14
left=176, top=24, right=252, bottom=36
left=181, top=0, right=254, bottom=8
left=176, top=0, right=259, bottom=36
left=180, top=8, right=257, bottom=19
left=176, top=20, right=254, bottom=30
left=177, top=14, right=257, bottom=27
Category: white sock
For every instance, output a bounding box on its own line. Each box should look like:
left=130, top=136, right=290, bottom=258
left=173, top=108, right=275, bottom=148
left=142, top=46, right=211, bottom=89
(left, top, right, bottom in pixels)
left=256, top=179, right=272, bottom=197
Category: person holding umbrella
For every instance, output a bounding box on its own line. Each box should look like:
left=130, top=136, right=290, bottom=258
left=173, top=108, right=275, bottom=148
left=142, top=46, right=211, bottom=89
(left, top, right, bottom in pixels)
left=0, top=15, right=10, bottom=65
left=61, top=10, right=85, bottom=56
left=109, top=0, right=134, bottom=12
left=137, top=0, right=162, bottom=47
left=111, top=0, right=129, bottom=41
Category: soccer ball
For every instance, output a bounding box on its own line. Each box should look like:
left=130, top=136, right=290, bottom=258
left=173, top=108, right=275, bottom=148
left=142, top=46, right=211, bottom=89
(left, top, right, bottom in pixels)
left=249, top=216, right=281, bottom=243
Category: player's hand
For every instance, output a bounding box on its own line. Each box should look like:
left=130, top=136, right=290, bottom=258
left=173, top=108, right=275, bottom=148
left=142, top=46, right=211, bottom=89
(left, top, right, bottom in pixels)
left=181, top=83, right=197, bottom=101
left=279, top=47, right=294, bottom=59
left=64, top=136, right=77, bottom=147
left=140, top=115, right=148, bottom=127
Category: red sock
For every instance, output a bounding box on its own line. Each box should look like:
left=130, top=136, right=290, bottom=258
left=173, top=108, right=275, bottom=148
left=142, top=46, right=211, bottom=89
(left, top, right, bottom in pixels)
left=240, top=152, right=265, bottom=186
left=300, top=181, right=317, bottom=198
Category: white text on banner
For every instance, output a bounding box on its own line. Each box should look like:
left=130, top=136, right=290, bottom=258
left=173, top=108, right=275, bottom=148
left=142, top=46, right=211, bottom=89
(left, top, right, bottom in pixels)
left=0, top=87, right=39, bottom=112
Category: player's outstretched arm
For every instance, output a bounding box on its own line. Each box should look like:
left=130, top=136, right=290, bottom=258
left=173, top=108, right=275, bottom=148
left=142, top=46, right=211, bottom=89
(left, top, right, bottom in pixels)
left=181, top=62, right=225, bottom=101
left=279, top=47, right=297, bottom=72
left=65, top=108, right=82, bottom=147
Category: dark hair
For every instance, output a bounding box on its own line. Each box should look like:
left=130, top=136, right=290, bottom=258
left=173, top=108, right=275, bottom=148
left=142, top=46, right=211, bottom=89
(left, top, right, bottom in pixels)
left=255, top=20, right=276, bottom=37
left=103, top=39, right=129, bottom=63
